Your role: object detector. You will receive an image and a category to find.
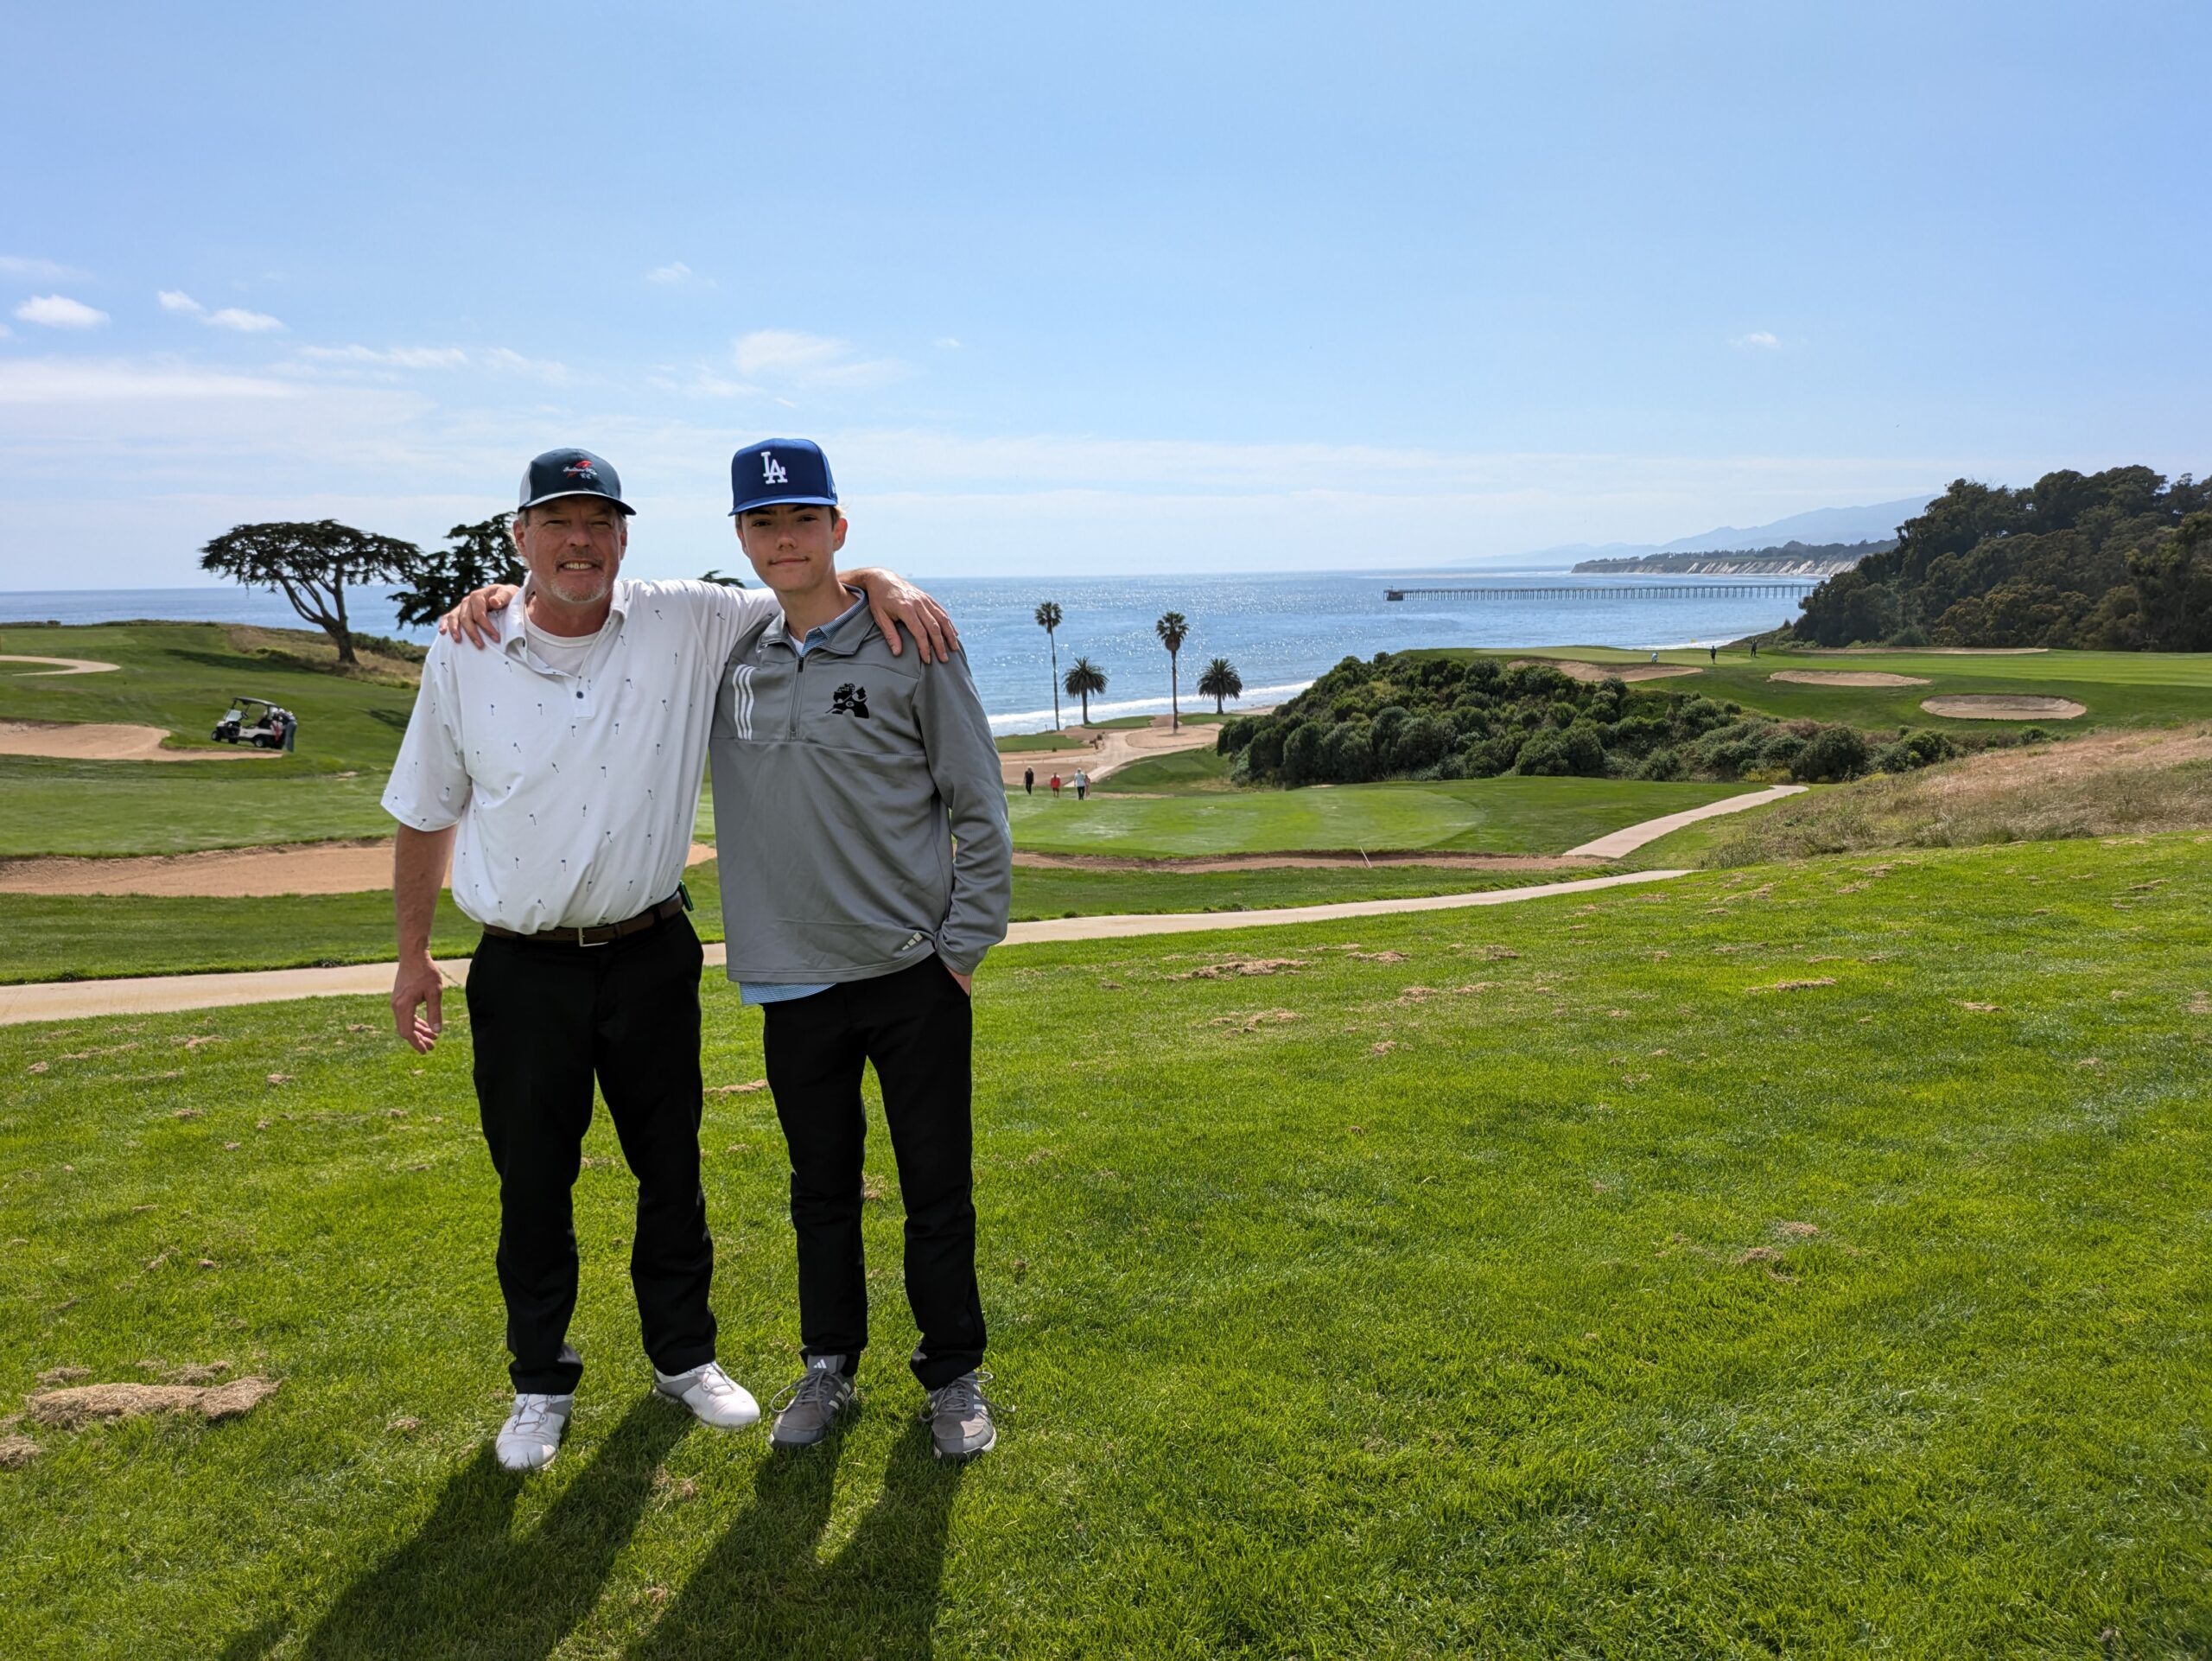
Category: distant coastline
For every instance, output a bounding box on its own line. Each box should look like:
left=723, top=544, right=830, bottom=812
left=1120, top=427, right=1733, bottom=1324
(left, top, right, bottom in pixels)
left=1572, top=539, right=1894, bottom=577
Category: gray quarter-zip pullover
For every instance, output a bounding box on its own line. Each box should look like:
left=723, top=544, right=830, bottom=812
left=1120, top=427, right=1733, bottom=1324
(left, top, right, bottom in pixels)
left=708, top=606, right=1011, bottom=982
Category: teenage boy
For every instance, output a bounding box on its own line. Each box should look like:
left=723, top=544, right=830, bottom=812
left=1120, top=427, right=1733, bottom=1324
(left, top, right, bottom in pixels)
left=396, top=447, right=955, bottom=1473
left=711, top=438, right=1011, bottom=1461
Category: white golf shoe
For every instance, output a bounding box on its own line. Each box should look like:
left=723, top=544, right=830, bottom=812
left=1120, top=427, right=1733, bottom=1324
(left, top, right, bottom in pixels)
left=495, top=1392, right=574, bottom=1472
left=654, top=1359, right=761, bottom=1429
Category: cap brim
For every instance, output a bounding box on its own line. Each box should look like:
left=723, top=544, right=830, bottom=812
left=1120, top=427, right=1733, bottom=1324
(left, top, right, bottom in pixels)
left=729, top=494, right=838, bottom=516
left=520, top=488, right=636, bottom=514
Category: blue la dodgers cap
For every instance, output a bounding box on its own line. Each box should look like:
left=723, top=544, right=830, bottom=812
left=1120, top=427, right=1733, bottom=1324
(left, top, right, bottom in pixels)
left=729, top=438, right=837, bottom=517
left=518, top=448, right=634, bottom=514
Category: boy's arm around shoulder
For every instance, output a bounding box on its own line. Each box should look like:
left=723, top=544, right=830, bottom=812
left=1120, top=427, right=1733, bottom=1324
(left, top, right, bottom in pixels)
left=915, top=644, right=1011, bottom=977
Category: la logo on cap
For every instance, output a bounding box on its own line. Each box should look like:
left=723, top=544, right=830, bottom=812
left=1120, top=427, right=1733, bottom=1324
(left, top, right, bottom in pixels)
left=761, top=453, right=788, bottom=485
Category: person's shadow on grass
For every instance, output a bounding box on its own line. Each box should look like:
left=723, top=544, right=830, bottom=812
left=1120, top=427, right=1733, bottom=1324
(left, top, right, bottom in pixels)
left=281, top=1394, right=690, bottom=1661
left=627, top=1416, right=964, bottom=1660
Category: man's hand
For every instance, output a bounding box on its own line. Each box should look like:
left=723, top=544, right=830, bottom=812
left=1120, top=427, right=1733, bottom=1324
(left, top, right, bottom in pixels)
left=391, top=954, right=444, bottom=1053
left=847, top=570, right=959, bottom=663
left=391, top=824, right=456, bottom=1052
left=439, top=583, right=521, bottom=646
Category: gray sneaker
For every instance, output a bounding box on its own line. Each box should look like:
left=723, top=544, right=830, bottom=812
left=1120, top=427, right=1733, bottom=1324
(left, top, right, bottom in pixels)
left=768, top=1356, right=854, bottom=1449
left=923, top=1370, right=996, bottom=1461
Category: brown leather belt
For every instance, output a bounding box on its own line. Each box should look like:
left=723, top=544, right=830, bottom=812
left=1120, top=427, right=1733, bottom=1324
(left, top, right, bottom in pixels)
left=480, top=893, right=687, bottom=949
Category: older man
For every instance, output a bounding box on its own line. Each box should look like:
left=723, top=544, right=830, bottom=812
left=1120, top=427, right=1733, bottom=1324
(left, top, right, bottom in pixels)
left=385, top=447, right=951, bottom=1471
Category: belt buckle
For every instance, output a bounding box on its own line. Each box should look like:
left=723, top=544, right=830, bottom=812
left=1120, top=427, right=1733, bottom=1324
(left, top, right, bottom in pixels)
left=576, top=925, right=612, bottom=948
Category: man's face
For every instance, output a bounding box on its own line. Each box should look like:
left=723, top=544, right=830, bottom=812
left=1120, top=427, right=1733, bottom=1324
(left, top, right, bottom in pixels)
left=514, top=496, right=628, bottom=609
left=736, top=502, right=847, bottom=595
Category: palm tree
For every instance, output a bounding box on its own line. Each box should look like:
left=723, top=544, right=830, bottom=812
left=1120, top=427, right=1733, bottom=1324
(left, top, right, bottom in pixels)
left=1154, top=610, right=1189, bottom=730
left=1064, top=657, right=1108, bottom=725
left=1197, top=656, right=1242, bottom=714
left=1033, top=601, right=1063, bottom=728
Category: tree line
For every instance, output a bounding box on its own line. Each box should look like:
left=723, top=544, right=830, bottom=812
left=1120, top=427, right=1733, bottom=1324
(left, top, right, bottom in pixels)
left=1031, top=601, right=1241, bottom=731
left=1790, top=467, right=2211, bottom=650
left=198, top=514, right=550, bottom=665
left=1214, top=650, right=1983, bottom=790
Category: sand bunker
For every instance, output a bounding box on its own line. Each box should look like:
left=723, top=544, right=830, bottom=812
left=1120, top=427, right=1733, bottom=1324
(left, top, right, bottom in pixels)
left=1921, top=695, right=2085, bottom=721
left=0, top=654, right=121, bottom=677
left=1512, top=659, right=1701, bottom=684
left=0, top=839, right=721, bottom=898
left=25, top=1376, right=280, bottom=1429
left=0, top=721, right=274, bottom=761
left=1769, top=671, right=1931, bottom=688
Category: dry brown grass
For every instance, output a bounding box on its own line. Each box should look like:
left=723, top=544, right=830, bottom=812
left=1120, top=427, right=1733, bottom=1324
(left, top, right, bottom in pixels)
left=224, top=626, right=422, bottom=686
left=1702, top=727, right=2212, bottom=864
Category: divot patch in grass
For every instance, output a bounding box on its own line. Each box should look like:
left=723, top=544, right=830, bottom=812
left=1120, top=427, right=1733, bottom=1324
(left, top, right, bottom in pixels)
left=25, top=1375, right=281, bottom=1429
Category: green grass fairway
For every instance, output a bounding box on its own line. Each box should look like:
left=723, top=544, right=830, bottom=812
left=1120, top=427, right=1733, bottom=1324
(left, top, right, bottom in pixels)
left=994, top=732, right=1084, bottom=753
left=0, top=759, right=400, bottom=858
left=0, top=623, right=425, bottom=858
left=1013, top=774, right=1753, bottom=856
left=2, top=834, right=2206, bottom=1653
left=1090, top=747, right=1233, bottom=792
left=0, top=862, right=1548, bottom=983
left=1448, top=645, right=2212, bottom=732
left=0, top=622, right=420, bottom=768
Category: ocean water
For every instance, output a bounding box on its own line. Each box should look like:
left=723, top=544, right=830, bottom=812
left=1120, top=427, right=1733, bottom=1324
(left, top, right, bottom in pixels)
left=0, top=572, right=1812, bottom=734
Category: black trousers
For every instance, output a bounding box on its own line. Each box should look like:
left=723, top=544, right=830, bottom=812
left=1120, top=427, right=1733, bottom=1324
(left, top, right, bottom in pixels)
left=763, top=957, right=986, bottom=1389
left=463, top=913, right=715, bottom=1394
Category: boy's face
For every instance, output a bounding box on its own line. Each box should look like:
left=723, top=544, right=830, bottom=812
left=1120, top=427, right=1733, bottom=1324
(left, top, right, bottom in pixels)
left=736, top=501, right=848, bottom=596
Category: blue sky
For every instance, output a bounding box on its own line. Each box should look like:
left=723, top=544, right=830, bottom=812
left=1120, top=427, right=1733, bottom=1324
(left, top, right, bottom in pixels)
left=3, top=0, right=2206, bottom=584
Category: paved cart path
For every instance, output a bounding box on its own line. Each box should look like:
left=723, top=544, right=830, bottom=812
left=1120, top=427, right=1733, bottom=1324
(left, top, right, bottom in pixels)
left=1562, top=784, right=1804, bottom=859
left=0, top=869, right=1688, bottom=1025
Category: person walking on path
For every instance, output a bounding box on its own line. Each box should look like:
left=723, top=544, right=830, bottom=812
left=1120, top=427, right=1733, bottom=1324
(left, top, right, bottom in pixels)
left=706, top=438, right=1011, bottom=1461
left=1049, top=773, right=1063, bottom=799
left=1072, top=767, right=1089, bottom=801
left=391, top=447, right=953, bottom=1473
left=1022, top=767, right=1033, bottom=796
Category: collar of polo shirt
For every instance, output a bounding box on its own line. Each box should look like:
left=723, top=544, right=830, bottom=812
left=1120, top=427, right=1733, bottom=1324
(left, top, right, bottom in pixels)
left=504, top=575, right=636, bottom=657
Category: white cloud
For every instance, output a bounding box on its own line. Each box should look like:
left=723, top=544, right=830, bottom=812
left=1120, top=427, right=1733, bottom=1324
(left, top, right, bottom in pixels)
left=299, top=343, right=471, bottom=370
left=0, top=356, right=299, bottom=404
left=160, top=290, right=285, bottom=332
left=0, top=255, right=87, bottom=282
left=732, top=328, right=906, bottom=390
left=207, top=307, right=285, bottom=333
left=646, top=261, right=714, bottom=288
left=935, top=336, right=963, bottom=349
left=1732, top=330, right=1781, bottom=350
left=15, top=294, right=109, bottom=329
left=480, top=347, right=569, bottom=382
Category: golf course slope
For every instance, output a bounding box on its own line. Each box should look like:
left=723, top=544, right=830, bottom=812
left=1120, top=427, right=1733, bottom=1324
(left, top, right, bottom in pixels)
left=3, top=830, right=2206, bottom=1654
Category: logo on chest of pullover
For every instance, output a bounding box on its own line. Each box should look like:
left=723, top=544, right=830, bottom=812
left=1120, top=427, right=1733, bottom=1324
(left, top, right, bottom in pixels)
left=830, top=682, right=870, bottom=718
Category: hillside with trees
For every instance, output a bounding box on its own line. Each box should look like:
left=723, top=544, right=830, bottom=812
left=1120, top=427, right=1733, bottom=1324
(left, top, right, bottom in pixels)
left=1214, top=652, right=1961, bottom=790
left=1791, top=467, right=2209, bottom=650
left=1574, top=539, right=1891, bottom=576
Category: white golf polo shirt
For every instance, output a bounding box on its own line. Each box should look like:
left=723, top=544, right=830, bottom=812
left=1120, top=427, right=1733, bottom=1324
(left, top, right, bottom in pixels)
left=383, top=577, right=777, bottom=934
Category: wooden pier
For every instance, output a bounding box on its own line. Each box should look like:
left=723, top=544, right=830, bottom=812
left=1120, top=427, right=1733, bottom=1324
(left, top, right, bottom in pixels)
left=1384, top=582, right=1817, bottom=601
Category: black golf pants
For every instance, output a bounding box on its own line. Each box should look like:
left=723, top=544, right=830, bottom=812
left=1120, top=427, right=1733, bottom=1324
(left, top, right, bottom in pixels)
left=763, top=957, right=986, bottom=1390
left=464, top=914, right=715, bottom=1394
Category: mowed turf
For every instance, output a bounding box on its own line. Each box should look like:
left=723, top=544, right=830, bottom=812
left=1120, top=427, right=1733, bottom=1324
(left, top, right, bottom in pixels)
left=2, top=834, right=2207, bottom=1655
left=0, top=622, right=423, bottom=858
left=0, top=862, right=1554, bottom=984
left=1448, top=644, right=2212, bottom=732
left=1010, top=774, right=1754, bottom=856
